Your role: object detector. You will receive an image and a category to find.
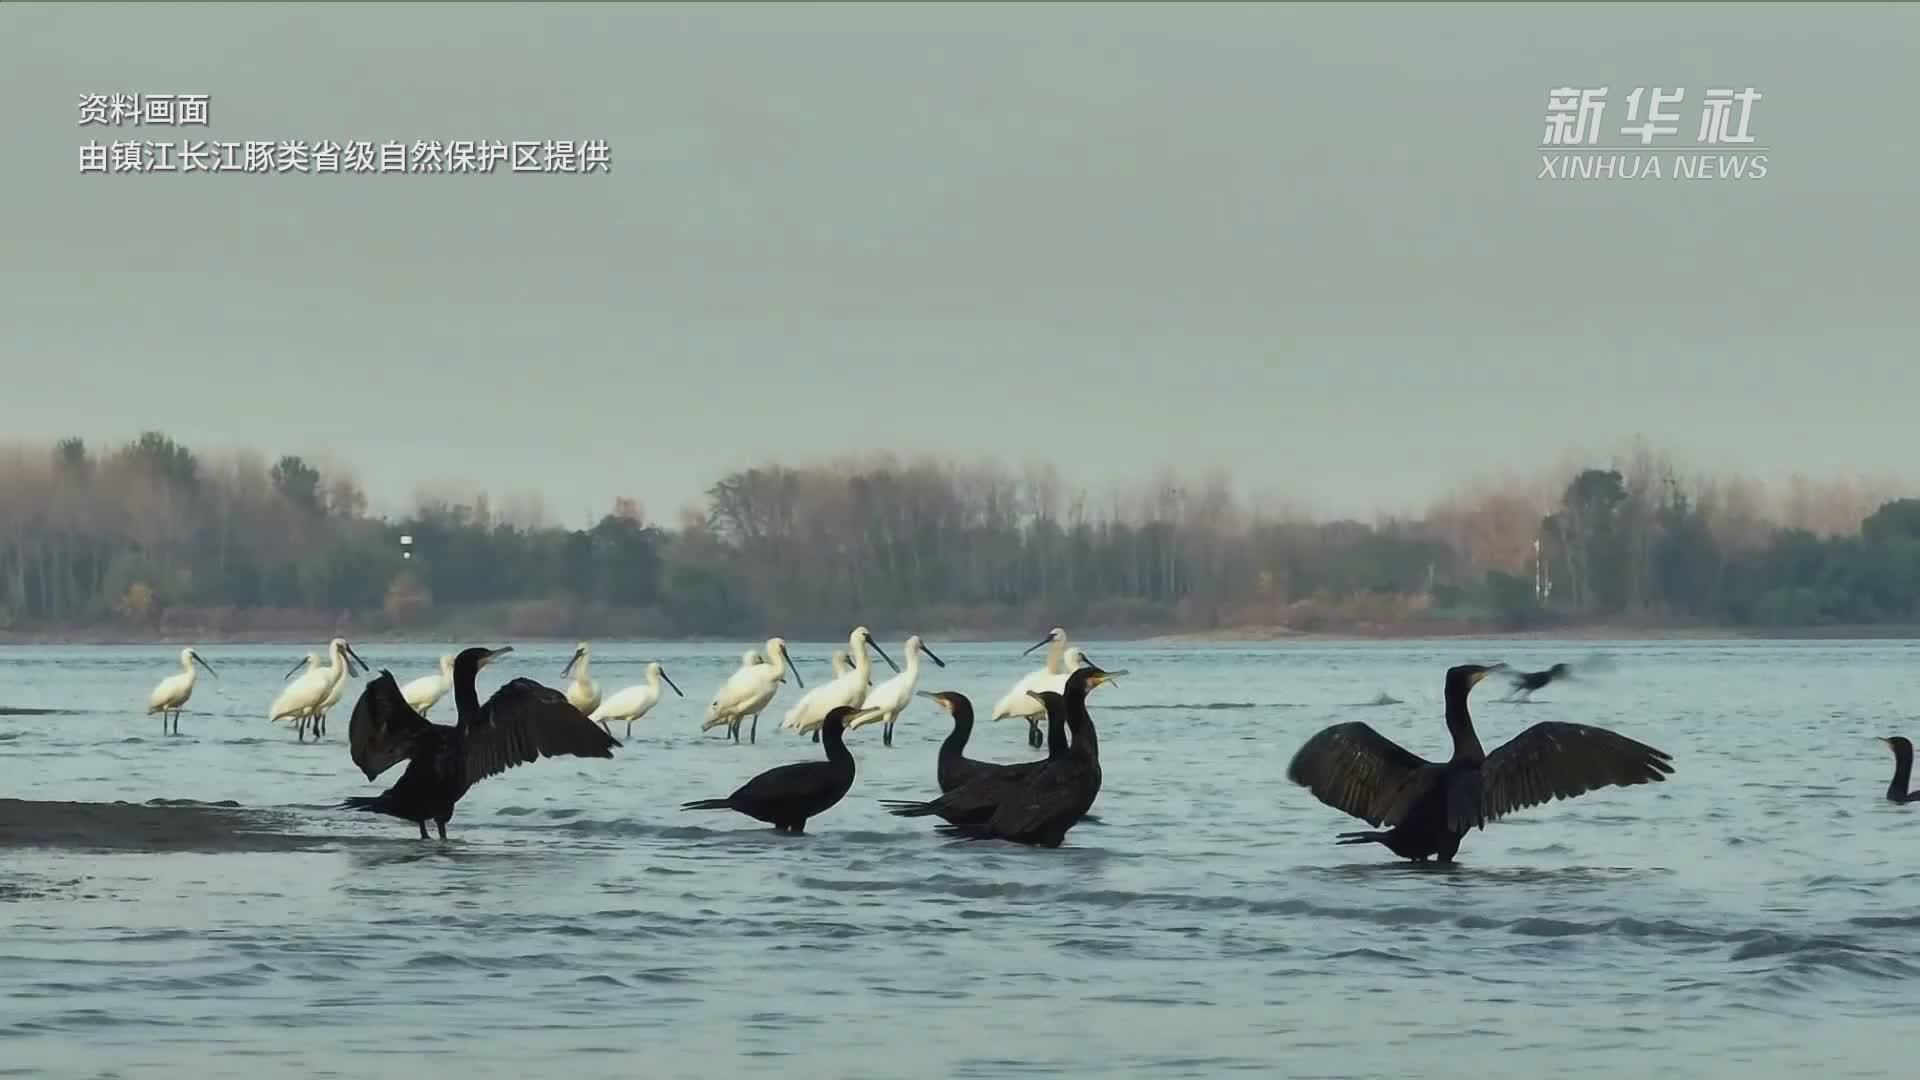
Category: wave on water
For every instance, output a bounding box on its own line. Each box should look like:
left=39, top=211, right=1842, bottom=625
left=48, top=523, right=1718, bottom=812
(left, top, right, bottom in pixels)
left=1103, top=702, right=1283, bottom=711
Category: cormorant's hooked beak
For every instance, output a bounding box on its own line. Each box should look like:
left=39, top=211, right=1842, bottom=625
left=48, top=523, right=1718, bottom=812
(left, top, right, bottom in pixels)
left=1471, top=663, right=1508, bottom=684
left=1093, top=668, right=1129, bottom=687
left=481, top=646, right=513, bottom=669
left=870, top=638, right=899, bottom=673
left=1021, top=634, right=1054, bottom=657
left=344, top=642, right=371, bottom=675
left=920, top=642, right=947, bottom=668
left=194, top=653, right=218, bottom=678
left=661, top=667, right=684, bottom=697
left=282, top=658, right=307, bottom=680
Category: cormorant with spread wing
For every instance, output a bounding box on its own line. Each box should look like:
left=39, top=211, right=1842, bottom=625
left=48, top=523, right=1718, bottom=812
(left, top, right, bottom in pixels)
left=1286, top=662, right=1674, bottom=863
left=680, top=704, right=872, bottom=833
left=342, top=645, right=620, bottom=839
left=1878, top=736, right=1920, bottom=803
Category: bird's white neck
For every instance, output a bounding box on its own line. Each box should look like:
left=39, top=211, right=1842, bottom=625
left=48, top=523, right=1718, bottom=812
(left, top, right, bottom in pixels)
left=1045, top=638, right=1067, bottom=673
left=646, top=666, right=662, bottom=690
left=327, top=643, right=347, bottom=673
left=901, top=647, right=922, bottom=680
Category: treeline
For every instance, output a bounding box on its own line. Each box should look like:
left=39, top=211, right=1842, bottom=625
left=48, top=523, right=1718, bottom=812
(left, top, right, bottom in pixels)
left=2, top=432, right=1918, bottom=639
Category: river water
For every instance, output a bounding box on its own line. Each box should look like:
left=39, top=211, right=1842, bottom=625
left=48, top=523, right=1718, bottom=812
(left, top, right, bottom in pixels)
left=2, top=638, right=1916, bottom=1078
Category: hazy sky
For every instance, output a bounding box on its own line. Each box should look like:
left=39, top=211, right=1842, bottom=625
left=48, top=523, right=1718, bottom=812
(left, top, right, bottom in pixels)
left=3, top=2, right=1915, bottom=524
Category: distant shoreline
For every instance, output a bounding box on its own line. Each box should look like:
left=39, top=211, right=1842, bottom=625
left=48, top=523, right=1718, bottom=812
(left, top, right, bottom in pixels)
left=5, top=619, right=1917, bottom=646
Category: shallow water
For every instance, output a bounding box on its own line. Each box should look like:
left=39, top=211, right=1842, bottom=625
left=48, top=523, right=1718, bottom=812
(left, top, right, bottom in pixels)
left=2, top=638, right=1917, bottom=1078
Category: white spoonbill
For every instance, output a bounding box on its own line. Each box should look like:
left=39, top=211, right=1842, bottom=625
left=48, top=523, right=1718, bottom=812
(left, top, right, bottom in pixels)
left=562, top=642, right=601, bottom=715
left=401, top=654, right=456, bottom=716
left=702, top=637, right=803, bottom=744
left=146, top=647, right=217, bottom=735
left=785, top=626, right=898, bottom=739
left=591, top=661, right=685, bottom=738
left=268, top=653, right=322, bottom=739
left=269, top=638, right=368, bottom=742
left=312, top=643, right=368, bottom=737
left=846, top=635, right=946, bottom=747
left=775, top=649, right=853, bottom=739
left=992, top=629, right=1095, bottom=749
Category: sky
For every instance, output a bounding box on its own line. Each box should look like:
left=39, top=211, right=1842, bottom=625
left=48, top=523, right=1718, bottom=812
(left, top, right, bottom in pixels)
left=2, top=2, right=1915, bottom=525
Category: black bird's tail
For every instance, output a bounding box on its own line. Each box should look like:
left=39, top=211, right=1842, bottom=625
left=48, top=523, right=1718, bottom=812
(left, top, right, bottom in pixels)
left=878, top=799, right=938, bottom=818
left=680, top=798, right=733, bottom=811
left=933, top=822, right=994, bottom=841
left=1335, top=830, right=1389, bottom=846
left=340, top=794, right=404, bottom=818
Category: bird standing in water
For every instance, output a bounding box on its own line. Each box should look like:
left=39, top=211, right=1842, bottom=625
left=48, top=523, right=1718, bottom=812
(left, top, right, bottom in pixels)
left=1878, top=736, right=1920, bottom=803
left=883, top=665, right=1121, bottom=847
left=1287, top=662, right=1674, bottom=864
left=342, top=645, right=620, bottom=840
left=681, top=704, right=873, bottom=833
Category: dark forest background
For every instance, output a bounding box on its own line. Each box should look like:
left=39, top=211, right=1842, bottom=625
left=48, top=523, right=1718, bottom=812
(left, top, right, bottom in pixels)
left=4, top=432, right=1919, bottom=640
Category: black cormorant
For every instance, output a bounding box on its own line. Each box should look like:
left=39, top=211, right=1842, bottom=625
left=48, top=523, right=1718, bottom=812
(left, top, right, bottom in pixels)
left=881, top=689, right=1072, bottom=827
left=341, top=645, right=620, bottom=840
left=884, top=665, right=1121, bottom=847
left=681, top=704, right=869, bottom=833
left=1503, top=662, right=1571, bottom=702
left=1879, top=736, right=1920, bottom=803
left=924, top=690, right=990, bottom=793
left=918, top=689, right=1064, bottom=797
left=1287, top=662, right=1674, bottom=863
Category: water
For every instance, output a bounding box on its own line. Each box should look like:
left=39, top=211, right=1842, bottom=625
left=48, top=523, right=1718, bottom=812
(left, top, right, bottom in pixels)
left=3, top=638, right=1918, bottom=1079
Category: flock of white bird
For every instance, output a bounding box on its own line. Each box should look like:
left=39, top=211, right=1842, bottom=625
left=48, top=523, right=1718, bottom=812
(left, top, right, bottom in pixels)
left=143, top=627, right=1098, bottom=746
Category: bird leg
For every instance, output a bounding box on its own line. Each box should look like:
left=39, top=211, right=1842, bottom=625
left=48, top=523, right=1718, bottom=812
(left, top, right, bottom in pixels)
left=812, top=730, right=820, bottom=743
left=418, top=821, right=429, bottom=840
left=599, top=719, right=612, bottom=736
left=749, top=714, right=758, bottom=744
left=883, top=718, right=894, bottom=748
left=625, top=720, right=634, bottom=739
left=436, top=820, right=448, bottom=841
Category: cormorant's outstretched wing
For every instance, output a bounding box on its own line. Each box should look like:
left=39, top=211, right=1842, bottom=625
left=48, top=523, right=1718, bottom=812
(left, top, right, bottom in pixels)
left=348, top=671, right=433, bottom=781
left=1285, top=722, right=1437, bottom=827
left=1470, top=721, right=1674, bottom=828
left=461, top=677, right=620, bottom=785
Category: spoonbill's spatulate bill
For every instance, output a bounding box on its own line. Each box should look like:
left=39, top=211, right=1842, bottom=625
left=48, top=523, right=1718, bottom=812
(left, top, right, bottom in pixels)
left=1286, top=663, right=1675, bottom=864
left=146, top=647, right=216, bottom=735
left=342, top=645, right=621, bottom=840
